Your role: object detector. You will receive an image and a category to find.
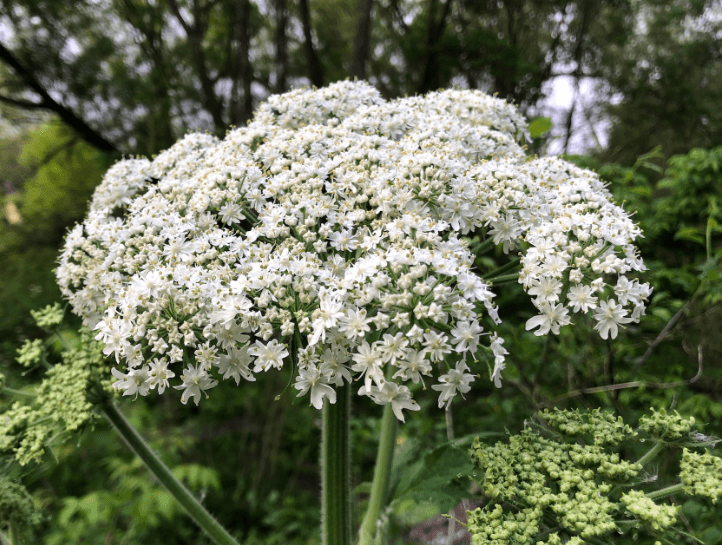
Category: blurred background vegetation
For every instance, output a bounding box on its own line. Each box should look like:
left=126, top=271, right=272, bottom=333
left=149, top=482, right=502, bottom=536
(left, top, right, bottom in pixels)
left=0, top=0, right=721, bottom=543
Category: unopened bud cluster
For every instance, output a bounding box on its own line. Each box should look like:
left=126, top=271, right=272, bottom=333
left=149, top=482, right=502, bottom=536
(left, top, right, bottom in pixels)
left=468, top=408, right=722, bottom=544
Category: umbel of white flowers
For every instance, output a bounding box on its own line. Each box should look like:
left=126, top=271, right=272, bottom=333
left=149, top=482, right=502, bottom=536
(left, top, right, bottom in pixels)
left=57, top=81, right=650, bottom=421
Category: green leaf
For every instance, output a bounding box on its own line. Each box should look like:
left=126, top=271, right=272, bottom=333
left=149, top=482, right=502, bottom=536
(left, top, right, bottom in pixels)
left=629, top=185, right=653, bottom=197
left=528, top=117, right=552, bottom=138
left=391, top=442, right=473, bottom=513
left=674, top=227, right=705, bottom=245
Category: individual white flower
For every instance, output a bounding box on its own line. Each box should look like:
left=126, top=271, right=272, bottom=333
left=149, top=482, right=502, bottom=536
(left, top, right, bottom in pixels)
left=593, top=299, right=632, bottom=340
left=489, top=333, right=508, bottom=388
left=423, top=330, right=451, bottom=362
left=112, top=367, right=151, bottom=398
left=450, top=320, right=484, bottom=354
left=528, top=277, right=563, bottom=304
left=360, top=381, right=420, bottom=422
left=338, top=308, right=371, bottom=340
left=525, top=302, right=571, bottom=336
left=148, top=358, right=175, bottom=394
left=320, top=346, right=353, bottom=386
left=392, top=349, right=432, bottom=386
left=249, top=339, right=289, bottom=372
left=379, top=333, right=408, bottom=365
left=217, top=344, right=255, bottom=384
left=351, top=340, right=385, bottom=390
left=174, top=365, right=218, bottom=405
left=567, top=284, right=598, bottom=313
left=308, top=295, right=345, bottom=346
left=294, top=363, right=337, bottom=409
left=431, top=362, right=476, bottom=409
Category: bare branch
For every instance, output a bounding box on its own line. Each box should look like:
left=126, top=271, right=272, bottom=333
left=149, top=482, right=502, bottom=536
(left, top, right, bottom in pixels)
left=544, top=345, right=704, bottom=406
left=0, top=41, right=118, bottom=153
left=634, top=298, right=696, bottom=370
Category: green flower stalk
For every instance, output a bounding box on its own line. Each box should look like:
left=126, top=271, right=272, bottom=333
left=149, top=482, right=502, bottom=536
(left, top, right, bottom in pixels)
left=100, top=401, right=240, bottom=545
left=358, top=403, right=398, bottom=545
left=321, top=383, right=352, bottom=545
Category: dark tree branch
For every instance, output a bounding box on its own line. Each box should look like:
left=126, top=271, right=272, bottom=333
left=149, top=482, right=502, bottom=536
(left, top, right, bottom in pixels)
left=390, top=0, right=409, bottom=34
left=544, top=346, right=704, bottom=407
left=236, top=0, right=253, bottom=124
left=0, top=93, right=43, bottom=109
left=0, top=42, right=118, bottom=153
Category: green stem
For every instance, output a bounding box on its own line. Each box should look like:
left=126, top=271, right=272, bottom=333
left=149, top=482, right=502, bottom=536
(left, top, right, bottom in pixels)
left=487, top=273, right=520, bottom=284
left=358, top=403, right=397, bottom=545
left=484, top=257, right=521, bottom=280
left=321, top=382, right=352, bottom=545
left=636, top=441, right=665, bottom=467
left=1, top=387, right=36, bottom=398
left=645, top=482, right=685, bottom=501
left=100, top=401, right=240, bottom=545
left=471, top=237, right=496, bottom=255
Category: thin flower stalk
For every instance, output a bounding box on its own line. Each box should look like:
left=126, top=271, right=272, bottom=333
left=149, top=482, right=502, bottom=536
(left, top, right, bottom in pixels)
left=100, top=401, right=240, bottom=545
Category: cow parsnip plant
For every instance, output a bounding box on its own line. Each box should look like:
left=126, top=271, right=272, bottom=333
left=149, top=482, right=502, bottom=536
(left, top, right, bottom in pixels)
left=40, top=80, right=653, bottom=545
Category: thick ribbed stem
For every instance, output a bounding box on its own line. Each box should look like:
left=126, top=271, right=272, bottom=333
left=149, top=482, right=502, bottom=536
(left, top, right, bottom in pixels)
left=321, top=382, right=352, bottom=545
left=358, top=403, right=397, bottom=545
left=100, top=401, right=240, bottom=545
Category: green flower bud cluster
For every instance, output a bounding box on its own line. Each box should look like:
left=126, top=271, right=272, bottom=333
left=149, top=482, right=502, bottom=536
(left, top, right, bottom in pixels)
left=680, top=448, right=722, bottom=503
left=30, top=302, right=64, bottom=329
left=540, top=408, right=633, bottom=447
left=16, top=339, right=44, bottom=368
left=0, top=477, right=43, bottom=533
left=620, top=490, right=678, bottom=531
left=467, top=503, right=543, bottom=544
left=1, top=306, right=112, bottom=465
left=468, top=426, right=622, bottom=542
left=467, top=408, right=722, bottom=545
left=638, top=408, right=695, bottom=442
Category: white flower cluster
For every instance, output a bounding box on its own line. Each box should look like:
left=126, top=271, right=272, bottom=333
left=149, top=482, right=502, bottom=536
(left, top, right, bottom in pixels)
left=57, top=81, right=649, bottom=420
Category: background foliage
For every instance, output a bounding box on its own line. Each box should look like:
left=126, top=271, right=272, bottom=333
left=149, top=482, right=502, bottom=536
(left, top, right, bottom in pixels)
left=1, top=0, right=721, bottom=543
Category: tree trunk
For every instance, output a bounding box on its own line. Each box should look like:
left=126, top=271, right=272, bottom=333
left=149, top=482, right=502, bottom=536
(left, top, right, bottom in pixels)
left=351, top=0, right=374, bottom=80
left=167, top=0, right=227, bottom=131
left=275, top=0, right=288, bottom=93
left=418, top=0, right=453, bottom=94
left=238, top=0, right=253, bottom=124
left=299, top=0, right=324, bottom=87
